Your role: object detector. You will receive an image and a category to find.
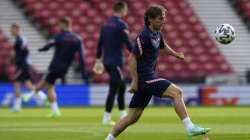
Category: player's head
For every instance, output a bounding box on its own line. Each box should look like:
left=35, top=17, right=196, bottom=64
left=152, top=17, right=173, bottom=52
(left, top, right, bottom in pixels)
left=10, top=23, right=21, bottom=37
left=58, top=17, right=72, bottom=31
left=144, top=5, right=166, bottom=31
left=113, top=1, right=128, bottom=17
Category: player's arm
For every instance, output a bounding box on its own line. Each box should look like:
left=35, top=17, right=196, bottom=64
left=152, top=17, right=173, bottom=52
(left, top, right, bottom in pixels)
left=128, top=35, right=144, bottom=93
left=38, top=39, right=56, bottom=52
left=121, top=29, right=134, bottom=52
left=78, top=40, right=86, bottom=81
left=96, top=28, right=103, bottom=60
left=128, top=53, right=138, bottom=93
left=93, top=28, right=104, bottom=74
left=160, top=38, right=184, bottom=60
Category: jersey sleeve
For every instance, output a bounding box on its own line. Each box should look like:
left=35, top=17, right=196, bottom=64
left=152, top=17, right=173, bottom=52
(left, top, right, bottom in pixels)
left=78, top=39, right=86, bottom=80
left=119, top=23, right=133, bottom=52
left=96, top=27, right=103, bottom=59
left=132, top=34, right=145, bottom=57
left=159, top=34, right=166, bottom=49
left=120, top=22, right=128, bottom=30
left=39, top=35, right=57, bottom=51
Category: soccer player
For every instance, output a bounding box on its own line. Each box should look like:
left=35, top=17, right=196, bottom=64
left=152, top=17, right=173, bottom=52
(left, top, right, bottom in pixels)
left=10, top=23, right=46, bottom=112
left=93, top=1, right=134, bottom=126
left=105, top=5, right=211, bottom=140
left=36, top=17, right=85, bottom=117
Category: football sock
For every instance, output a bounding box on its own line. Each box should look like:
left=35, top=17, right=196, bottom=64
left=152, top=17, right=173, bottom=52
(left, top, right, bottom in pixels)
left=182, top=117, right=194, bottom=130
left=50, top=101, right=60, bottom=113
left=120, top=110, right=127, bottom=119
left=105, top=133, right=115, bottom=140
left=37, top=90, right=47, bottom=100
left=14, top=97, right=22, bottom=110
left=103, top=112, right=111, bottom=122
left=25, top=90, right=35, bottom=100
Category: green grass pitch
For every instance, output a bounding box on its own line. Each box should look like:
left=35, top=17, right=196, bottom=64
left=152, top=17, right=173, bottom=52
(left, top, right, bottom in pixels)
left=0, top=107, right=249, bottom=140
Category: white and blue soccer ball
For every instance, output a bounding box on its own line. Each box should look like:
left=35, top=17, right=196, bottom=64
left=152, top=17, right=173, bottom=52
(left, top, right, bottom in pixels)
left=214, top=24, right=235, bottom=44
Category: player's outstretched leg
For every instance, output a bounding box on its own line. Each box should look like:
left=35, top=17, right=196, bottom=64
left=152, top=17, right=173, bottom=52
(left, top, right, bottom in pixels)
left=44, top=83, right=61, bottom=118
left=162, top=84, right=211, bottom=138
left=22, top=81, right=48, bottom=105
left=105, top=108, right=144, bottom=140
left=22, top=80, right=35, bottom=102
left=23, top=90, right=48, bottom=105
left=11, top=82, right=22, bottom=112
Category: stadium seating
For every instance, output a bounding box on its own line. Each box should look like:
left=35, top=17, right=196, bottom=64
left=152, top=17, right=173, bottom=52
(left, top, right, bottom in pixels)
left=0, top=29, right=15, bottom=82
left=19, top=0, right=232, bottom=83
left=0, top=28, right=42, bottom=83
left=233, top=0, right=250, bottom=23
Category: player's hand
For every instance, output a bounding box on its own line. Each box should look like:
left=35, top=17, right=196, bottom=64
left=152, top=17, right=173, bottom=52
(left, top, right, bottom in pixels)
left=38, top=48, right=46, bottom=52
left=93, top=59, right=104, bottom=74
left=175, top=52, right=184, bottom=60
left=128, top=80, right=138, bottom=94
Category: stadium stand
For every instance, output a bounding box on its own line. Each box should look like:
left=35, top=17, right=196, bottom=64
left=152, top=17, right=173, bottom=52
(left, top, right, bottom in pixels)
left=0, top=28, right=43, bottom=83
left=233, top=0, right=250, bottom=25
left=0, top=29, right=15, bottom=82
left=190, top=0, right=250, bottom=83
left=17, top=0, right=232, bottom=83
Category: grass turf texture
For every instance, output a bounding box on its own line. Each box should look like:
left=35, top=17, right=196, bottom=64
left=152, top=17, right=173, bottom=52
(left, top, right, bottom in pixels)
left=0, top=107, right=249, bottom=140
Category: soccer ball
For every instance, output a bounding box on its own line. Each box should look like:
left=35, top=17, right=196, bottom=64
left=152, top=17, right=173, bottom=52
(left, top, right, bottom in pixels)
left=214, top=24, right=235, bottom=44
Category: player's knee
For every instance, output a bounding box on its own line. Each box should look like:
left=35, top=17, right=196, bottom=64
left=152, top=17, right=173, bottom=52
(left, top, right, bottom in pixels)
left=110, top=74, right=122, bottom=84
left=128, top=118, right=138, bottom=125
left=173, top=88, right=183, bottom=99
left=126, top=115, right=140, bottom=125
left=120, top=80, right=126, bottom=86
left=119, top=80, right=126, bottom=91
left=110, top=79, right=120, bottom=87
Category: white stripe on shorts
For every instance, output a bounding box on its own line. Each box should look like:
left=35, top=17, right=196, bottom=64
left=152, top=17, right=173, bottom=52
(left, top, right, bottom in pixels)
left=145, top=78, right=165, bottom=84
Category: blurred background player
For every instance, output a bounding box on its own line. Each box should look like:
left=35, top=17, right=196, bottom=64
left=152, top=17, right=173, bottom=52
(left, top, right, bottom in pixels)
left=105, top=5, right=210, bottom=140
left=35, top=17, right=85, bottom=117
left=93, top=1, right=134, bottom=126
left=10, top=23, right=47, bottom=112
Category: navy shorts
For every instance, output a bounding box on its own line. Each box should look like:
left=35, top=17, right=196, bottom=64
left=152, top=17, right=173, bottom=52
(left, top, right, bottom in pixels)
left=15, top=68, right=31, bottom=82
left=129, top=78, right=171, bottom=108
left=44, top=71, right=64, bottom=85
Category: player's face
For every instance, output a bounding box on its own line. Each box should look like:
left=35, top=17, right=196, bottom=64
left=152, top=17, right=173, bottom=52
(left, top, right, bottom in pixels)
left=59, top=22, right=71, bottom=31
left=10, top=27, right=18, bottom=36
left=122, top=5, right=128, bottom=17
left=150, top=14, right=166, bottom=31
left=59, top=22, right=65, bottom=30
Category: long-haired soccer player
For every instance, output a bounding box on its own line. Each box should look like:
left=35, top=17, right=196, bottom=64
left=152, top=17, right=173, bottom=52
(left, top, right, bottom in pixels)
left=105, top=5, right=211, bottom=140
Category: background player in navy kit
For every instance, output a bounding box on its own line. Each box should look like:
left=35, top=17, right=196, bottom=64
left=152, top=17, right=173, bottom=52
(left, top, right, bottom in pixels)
left=10, top=23, right=46, bottom=112
left=93, top=1, right=134, bottom=126
left=35, top=17, right=85, bottom=117
left=105, top=5, right=211, bottom=140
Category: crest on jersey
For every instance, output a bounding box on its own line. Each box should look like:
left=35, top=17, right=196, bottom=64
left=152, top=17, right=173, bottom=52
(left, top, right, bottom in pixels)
left=151, top=37, right=160, bottom=49
left=150, top=32, right=161, bottom=49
